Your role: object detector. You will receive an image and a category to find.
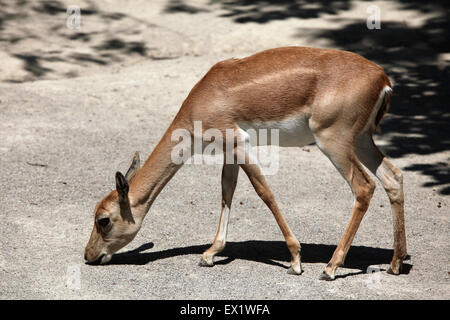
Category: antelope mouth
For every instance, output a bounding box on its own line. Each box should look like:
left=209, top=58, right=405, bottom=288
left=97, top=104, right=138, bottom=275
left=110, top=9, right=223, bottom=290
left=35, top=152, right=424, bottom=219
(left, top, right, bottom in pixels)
left=86, top=253, right=112, bottom=265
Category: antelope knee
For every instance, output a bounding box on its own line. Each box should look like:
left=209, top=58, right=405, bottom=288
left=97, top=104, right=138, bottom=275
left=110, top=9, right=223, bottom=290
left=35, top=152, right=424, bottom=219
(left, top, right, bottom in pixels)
left=386, top=169, right=404, bottom=204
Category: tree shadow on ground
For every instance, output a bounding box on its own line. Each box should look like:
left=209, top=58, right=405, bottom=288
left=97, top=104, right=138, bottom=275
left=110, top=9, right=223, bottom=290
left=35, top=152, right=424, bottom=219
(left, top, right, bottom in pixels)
left=0, top=0, right=161, bottom=82
left=210, top=0, right=351, bottom=23
left=163, top=0, right=351, bottom=23
left=164, top=0, right=210, bottom=14
left=106, top=240, right=412, bottom=278
left=162, top=0, right=450, bottom=195
left=299, top=3, right=450, bottom=195
left=3, top=1, right=448, bottom=192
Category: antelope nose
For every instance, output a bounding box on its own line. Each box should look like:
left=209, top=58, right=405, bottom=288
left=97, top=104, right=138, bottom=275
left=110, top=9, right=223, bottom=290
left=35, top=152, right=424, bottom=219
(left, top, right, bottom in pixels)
left=84, top=252, right=88, bottom=262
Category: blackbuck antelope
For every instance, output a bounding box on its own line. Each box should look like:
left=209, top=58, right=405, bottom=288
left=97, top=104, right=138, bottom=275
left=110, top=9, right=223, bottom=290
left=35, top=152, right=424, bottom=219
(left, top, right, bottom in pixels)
left=84, top=46, right=407, bottom=280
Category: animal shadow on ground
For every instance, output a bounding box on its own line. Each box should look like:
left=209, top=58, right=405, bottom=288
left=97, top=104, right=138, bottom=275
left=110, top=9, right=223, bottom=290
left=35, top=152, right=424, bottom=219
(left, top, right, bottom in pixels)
left=107, top=240, right=412, bottom=279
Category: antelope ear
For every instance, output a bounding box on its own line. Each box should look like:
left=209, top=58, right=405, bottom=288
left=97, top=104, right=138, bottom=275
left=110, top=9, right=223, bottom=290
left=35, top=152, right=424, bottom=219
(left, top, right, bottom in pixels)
left=115, top=171, right=129, bottom=201
left=125, top=151, right=140, bottom=182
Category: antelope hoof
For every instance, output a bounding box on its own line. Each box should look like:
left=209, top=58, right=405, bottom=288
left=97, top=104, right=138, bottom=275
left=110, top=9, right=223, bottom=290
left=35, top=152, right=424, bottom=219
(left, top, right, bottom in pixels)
left=387, top=265, right=401, bottom=275
left=319, top=271, right=335, bottom=281
left=387, top=259, right=403, bottom=275
left=287, top=266, right=302, bottom=275
left=199, top=258, right=214, bottom=267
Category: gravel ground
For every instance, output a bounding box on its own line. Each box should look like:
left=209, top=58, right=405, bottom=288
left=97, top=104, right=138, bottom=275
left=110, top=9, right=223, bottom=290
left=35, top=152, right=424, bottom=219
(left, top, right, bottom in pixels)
left=0, top=0, right=448, bottom=299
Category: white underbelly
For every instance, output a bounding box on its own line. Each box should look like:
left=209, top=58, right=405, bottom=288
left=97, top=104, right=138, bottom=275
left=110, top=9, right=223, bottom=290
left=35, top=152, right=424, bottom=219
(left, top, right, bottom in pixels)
left=237, top=115, right=315, bottom=147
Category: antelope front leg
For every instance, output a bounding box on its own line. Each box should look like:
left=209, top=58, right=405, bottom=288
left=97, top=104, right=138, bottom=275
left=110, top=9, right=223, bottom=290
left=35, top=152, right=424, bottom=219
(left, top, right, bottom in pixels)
left=240, top=162, right=302, bottom=275
left=199, top=163, right=239, bottom=267
left=237, top=144, right=302, bottom=275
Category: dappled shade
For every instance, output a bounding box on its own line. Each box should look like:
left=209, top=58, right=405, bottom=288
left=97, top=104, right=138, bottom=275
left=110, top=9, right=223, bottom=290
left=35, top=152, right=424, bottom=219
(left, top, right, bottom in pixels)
left=162, top=0, right=450, bottom=195
left=1, top=0, right=448, bottom=194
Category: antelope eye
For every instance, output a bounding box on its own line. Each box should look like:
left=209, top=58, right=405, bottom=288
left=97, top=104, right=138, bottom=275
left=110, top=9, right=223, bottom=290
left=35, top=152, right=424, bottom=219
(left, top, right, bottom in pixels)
left=98, top=217, right=110, bottom=227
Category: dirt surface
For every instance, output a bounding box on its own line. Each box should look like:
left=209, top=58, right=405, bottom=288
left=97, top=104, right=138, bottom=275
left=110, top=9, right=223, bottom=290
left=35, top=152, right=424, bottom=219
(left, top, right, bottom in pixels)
left=0, top=0, right=449, bottom=299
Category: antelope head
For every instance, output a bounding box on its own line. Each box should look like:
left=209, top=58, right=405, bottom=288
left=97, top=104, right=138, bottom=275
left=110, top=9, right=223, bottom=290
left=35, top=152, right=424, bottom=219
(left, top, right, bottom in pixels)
left=84, top=152, right=141, bottom=264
